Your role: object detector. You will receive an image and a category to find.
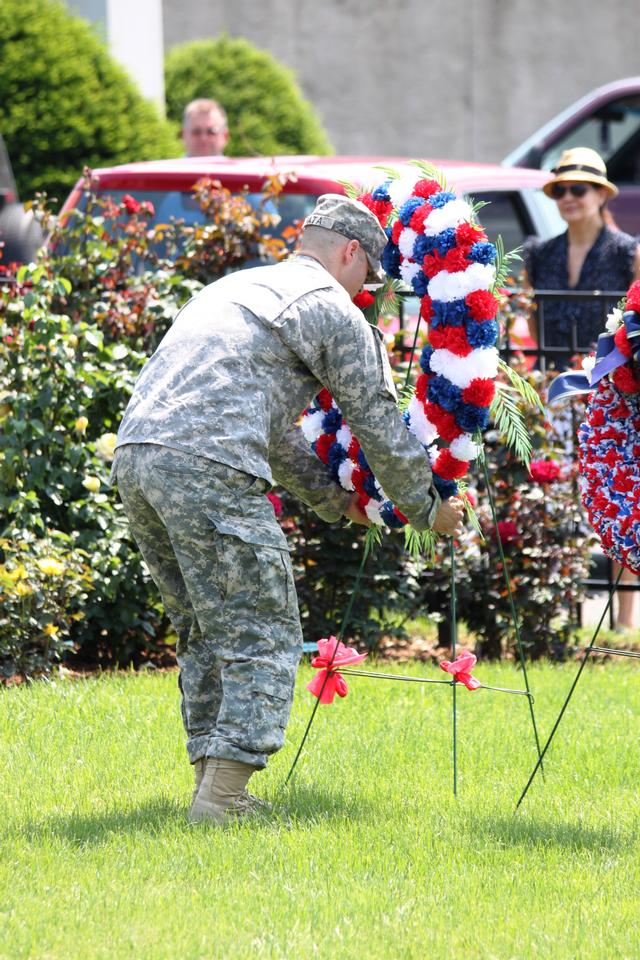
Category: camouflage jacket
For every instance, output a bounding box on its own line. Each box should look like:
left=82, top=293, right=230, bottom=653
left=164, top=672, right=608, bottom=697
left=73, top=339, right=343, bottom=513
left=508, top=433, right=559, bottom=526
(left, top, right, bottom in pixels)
left=115, top=255, right=440, bottom=529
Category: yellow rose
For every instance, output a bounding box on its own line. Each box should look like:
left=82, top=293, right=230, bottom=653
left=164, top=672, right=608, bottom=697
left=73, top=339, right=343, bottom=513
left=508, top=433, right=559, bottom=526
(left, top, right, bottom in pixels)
left=82, top=476, right=100, bottom=493
left=95, top=432, right=117, bottom=461
left=15, top=582, right=32, bottom=597
left=75, top=416, right=89, bottom=435
left=36, top=558, right=66, bottom=576
left=44, top=624, right=60, bottom=637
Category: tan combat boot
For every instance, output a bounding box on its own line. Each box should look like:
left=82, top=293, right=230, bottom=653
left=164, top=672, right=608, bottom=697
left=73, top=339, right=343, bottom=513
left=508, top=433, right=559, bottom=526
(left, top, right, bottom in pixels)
left=191, top=758, right=205, bottom=806
left=189, top=758, right=265, bottom=824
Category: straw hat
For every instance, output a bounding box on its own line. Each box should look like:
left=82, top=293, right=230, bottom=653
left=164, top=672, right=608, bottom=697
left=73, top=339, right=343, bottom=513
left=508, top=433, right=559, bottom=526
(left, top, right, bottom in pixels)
left=542, top=147, right=618, bottom=200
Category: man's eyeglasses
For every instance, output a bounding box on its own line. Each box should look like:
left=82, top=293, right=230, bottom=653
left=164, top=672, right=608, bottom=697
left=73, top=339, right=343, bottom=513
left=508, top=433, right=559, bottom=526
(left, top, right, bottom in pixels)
left=189, top=126, right=226, bottom=137
left=549, top=182, right=592, bottom=200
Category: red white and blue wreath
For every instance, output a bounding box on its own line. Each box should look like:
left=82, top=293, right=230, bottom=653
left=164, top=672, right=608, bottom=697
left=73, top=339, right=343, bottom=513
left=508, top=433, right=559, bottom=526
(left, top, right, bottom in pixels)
left=301, top=165, right=502, bottom=528
left=568, top=280, right=640, bottom=574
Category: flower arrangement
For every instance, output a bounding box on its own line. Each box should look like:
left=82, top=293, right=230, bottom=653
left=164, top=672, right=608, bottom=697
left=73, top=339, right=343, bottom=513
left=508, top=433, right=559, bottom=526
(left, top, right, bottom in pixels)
left=301, top=164, right=502, bottom=526
left=574, top=281, right=640, bottom=574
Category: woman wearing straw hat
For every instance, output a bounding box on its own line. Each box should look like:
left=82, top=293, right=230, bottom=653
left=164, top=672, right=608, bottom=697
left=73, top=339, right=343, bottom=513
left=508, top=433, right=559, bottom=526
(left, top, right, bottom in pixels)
left=525, top=146, right=640, bottom=368
left=525, top=147, right=640, bottom=631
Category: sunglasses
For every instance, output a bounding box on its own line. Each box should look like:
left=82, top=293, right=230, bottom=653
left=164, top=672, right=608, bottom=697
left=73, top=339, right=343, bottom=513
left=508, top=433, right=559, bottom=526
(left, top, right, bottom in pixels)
left=189, top=126, right=225, bottom=137
left=549, top=182, right=592, bottom=200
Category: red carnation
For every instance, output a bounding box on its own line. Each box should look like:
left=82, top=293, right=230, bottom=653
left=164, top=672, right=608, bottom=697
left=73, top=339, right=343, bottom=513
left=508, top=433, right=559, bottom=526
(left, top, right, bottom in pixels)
left=315, top=433, right=335, bottom=464
left=495, top=520, right=519, bottom=544
left=429, top=326, right=472, bottom=356
left=394, top=507, right=409, bottom=525
left=590, top=407, right=606, bottom=427
left=424, top=402, right=463, bottom=442
left=423, top=251, right=448, bottom=279
left=466, top=289, right=499, bottom=321
left=351, top=468, right=367, bottom=493
left=612, top=364, right=640, bottom=395
left=529, top=459, right=561, bottom=484
left=625, top=280, right=640, bottom=313
left=358, top=193, right=393, bottom=228
left=614, top=325, right=632, bottom=357
left=456, top=222, right=486, bottom=245
left=409, top=204, right=432, bottom=233
left=317, top=388, right=334, bottom=411
left=420, top=295, right=433, bottom=321
left=122, top=194, right=142, bottom=215
left=435, top=448, right=468, bottom=480
left=413, top=179, right=440, bottom=199
left=415, top=372, right=429, bottom=402
left=442, top=246, right=471, bottom=273
left=348, top=437, right=360, bottom=459
left=353, top=291, right=376, bottom=310
left=462, top=377, right=495, bottom=407
left=391, top=220, right=404, bottom=245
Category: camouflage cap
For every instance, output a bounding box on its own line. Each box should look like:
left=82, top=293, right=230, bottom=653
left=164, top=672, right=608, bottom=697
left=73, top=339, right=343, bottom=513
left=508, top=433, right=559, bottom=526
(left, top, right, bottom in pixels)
left=303, top=193, right=387, bottom=283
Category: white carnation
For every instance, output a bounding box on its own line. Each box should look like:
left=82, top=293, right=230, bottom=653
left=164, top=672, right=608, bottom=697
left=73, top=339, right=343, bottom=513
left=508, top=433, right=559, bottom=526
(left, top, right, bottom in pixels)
left=427, top=262, right=495, bottom=302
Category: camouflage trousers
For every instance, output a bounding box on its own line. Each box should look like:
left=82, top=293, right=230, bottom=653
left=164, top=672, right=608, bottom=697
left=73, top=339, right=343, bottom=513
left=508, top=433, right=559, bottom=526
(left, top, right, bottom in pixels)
left=113, top=443, right=303, bottom=768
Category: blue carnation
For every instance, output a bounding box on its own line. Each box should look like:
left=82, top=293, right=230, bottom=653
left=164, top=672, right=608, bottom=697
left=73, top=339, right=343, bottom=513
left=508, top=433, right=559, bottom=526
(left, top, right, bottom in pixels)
left=382, top=241, right=402, bottom=279
left=322, top=407, right=342, bottom=433
left=428, top=376, right=462, bottom=412
left=357, top=448, right=370, bottom=472
left=457, top=403, right=490, bottom=433
left=469, top=241, right=497, bottom=265
left=433, top=475, right=459, bottom=499
left=429, top=191, right=456, bottom=209
left=398, top=196, right=425, bottom=226
left=362, top=472, right=379, bottom=498
left=411, top=271, right=430, bottom=297
left=381, top=501, right=405, bottom=528
left=433, top=227, right=457, bottom=255
left=420, top=345, right=434, bottom=374
left=466, top=319, right=499, bottom=348
left=430, top=299, right=469, bottom=328
left=413, top=233, right=439, bottom=262
left=372, top=181, right=392, bottom=202
left=328, top=441, right=347, bottom=473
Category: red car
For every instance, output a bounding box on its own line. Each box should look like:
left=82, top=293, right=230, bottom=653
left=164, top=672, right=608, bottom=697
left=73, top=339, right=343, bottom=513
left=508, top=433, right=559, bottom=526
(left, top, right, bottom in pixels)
left=61, top=154, right=562, bottom=256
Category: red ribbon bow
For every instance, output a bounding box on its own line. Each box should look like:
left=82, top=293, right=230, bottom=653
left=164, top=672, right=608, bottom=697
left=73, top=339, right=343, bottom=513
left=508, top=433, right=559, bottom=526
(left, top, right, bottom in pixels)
left=440, top=651, right=481, bottom=691
left=307, top=636, right=368, bottom=704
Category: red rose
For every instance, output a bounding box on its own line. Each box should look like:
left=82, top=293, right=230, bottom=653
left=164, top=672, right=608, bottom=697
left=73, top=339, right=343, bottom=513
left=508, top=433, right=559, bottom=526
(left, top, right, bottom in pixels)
left=495, top=520, right=519, bottom=543
left=352, top=290, right=376, bottom=310
left=465, top=289, right=499, bottom=321
left=429, top=326, right=472, bottom=356
left=141, top=200, right=155, bottom=217
left=625, top=280, right=640, bottom=313
left=529, top=459, right=561, bottom=484
left=266, top=492, right=283, bottom=517
left=462, top=378, right=495, bottom=407
left=122, top=194, right=142, bottom=215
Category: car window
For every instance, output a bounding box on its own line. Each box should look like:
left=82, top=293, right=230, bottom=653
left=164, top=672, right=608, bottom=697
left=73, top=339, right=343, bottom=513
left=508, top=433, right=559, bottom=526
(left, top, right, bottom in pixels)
left=467, top=190, right=534, bottom=260
left=537, top=95, right=640, bottom=184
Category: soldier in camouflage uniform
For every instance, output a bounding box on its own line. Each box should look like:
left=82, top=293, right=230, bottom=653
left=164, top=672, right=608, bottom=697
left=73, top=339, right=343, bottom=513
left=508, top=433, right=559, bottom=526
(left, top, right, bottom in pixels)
left=112, top=193, right=464, bottom=824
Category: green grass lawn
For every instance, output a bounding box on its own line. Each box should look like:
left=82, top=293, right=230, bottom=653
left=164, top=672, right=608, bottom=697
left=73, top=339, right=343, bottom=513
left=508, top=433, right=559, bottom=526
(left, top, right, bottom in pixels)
left=1, top=659, right=639, bottom=959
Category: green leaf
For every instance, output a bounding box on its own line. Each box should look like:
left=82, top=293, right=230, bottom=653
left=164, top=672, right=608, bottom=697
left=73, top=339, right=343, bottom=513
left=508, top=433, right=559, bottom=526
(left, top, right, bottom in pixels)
left=84, top=330, right=104, bottom=350
left=498, top=358, right=545, bottom=412
left=407, top=159, right=448, bottom=191
left=490, top=383, right=533, bottom=467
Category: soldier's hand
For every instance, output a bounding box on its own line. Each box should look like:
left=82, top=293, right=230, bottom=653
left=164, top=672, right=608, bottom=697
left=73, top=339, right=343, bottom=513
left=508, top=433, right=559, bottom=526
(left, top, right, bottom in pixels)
left=432, top=496, right=465, bottom=537
left=344, top=493, right=371, bottom=526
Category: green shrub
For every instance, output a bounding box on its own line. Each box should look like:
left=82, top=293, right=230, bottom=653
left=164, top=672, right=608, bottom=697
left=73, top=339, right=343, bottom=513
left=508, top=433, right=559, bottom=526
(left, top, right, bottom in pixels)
left=0, top=0, right=180, bottom=201
left=165, top=36, right=332, bottom=157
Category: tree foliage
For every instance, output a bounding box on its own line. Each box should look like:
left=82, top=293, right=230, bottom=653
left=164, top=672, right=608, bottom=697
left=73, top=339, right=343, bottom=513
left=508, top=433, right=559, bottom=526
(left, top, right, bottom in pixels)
left=0, top=0, right=179, bottom=201
left=165, top=35, right=332, bottom=157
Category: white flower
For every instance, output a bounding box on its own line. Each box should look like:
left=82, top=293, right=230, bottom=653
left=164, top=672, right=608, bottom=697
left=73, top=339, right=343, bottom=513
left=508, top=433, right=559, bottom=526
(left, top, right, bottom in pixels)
left=95, top=432, right=117, bottom=461
left=581, top=354, right=596, bottom=384
left=605, top=307, right=623, bottom=334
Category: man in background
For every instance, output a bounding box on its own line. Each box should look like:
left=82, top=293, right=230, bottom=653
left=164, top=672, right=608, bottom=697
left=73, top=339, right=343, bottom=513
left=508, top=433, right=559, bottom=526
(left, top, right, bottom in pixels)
left=181, top=98, right=229, bottom=157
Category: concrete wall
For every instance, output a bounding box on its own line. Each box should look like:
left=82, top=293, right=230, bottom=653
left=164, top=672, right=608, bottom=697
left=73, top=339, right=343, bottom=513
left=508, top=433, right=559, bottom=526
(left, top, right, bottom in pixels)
left=162, top=0, right=640, bottom=162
